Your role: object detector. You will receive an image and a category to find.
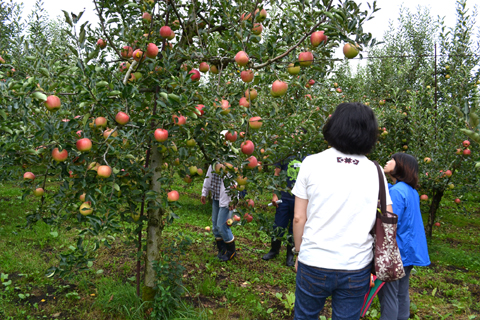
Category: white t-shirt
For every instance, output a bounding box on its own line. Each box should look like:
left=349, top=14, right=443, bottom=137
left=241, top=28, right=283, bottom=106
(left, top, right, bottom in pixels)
left=292, top=147, right=392, bottom=270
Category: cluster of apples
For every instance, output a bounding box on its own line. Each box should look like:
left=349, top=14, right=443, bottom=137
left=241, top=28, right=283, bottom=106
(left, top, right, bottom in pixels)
left=456, top=140, right=471, bottom=156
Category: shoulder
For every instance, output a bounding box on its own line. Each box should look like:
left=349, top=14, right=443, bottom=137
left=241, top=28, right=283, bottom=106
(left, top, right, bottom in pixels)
left=389, top=182, right=410, bottom=197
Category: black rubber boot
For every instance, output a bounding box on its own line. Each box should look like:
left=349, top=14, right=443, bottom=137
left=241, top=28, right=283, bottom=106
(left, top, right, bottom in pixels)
left=262, top=239, right=281, bottom=260
left=216, top=239, right=226, bottom=259
left=220, top=240, right=236, bottom=262
left=286, top=245, right=295, bottom=267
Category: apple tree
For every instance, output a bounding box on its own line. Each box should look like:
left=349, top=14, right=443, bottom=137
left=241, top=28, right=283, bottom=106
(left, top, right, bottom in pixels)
left=331, top=0, right=480, bottom=237
left=0, top=0, right=379, bottom=299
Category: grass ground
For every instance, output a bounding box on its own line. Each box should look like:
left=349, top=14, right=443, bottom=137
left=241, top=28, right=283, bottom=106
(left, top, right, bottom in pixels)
left=0, top=176, right=479, bottom=319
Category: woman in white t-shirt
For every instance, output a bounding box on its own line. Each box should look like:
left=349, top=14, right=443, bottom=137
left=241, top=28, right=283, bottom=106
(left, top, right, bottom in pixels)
left=292, top=102, right=393, bottom=320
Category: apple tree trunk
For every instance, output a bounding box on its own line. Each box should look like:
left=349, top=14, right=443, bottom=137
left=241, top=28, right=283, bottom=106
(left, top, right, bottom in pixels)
left=426, top=188, right=444, bottom=238
left=142, top=144, right=165, bottom=301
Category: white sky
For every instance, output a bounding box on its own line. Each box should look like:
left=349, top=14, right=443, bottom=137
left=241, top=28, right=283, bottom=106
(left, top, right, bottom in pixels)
left=16, top=0, right=480, bottom=66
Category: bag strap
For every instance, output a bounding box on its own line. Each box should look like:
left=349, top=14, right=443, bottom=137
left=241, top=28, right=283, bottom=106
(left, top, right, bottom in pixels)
left=373, top=161, right=386, bottom=216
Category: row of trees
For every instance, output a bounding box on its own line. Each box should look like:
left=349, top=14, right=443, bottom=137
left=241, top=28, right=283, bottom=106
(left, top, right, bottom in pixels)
left=0, top=0, right=479, bottom=304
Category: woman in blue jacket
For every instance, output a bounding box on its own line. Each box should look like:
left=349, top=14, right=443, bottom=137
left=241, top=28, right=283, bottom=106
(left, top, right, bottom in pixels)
left=379, top=153, right=430, bottom=320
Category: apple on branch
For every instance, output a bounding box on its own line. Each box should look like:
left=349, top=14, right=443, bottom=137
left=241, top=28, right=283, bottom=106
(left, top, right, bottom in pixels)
left=44, top=95, right=61, bottom=112
left=154, top=129, right=168, bottom=142
left=96, top=39, right=107, bottom=49
left=249, top=116, right=262, bottom=129
left=225, top=131, right=237, bottom=142
left=241, top=140, right=255, bottom=155
left=189, top=69, right=201, bottom=81
left=24, top=172, right=35, bottom=180
left=52, top=148, right=68, bottom=162
left=33, top=188, right=44, bottom=197
left=167, top=190, right=180, bottom=202
left=287, top=63, right=300, bottom=75
left=235, top=51, right=249, bottom=66
left=76, top=138, right=92, bottom=152
left=79, top=202, right=93, bottom=215
left=245, top=88, right=258, bottom=100
left=271, top=80, right=288, bottom=97
left=298, top=51, right=313, bottom=67
left=343, top=43, right=359, bottom=59
left=160, top=26, right=173, bottom=38
left=115, top=111, right=130, bottom=125
left=146, top=43, right=159, bottom=59
left=97, top=165, right=112, bottom=178
left=241, top=70, right=254, bottom=83
left=311, top=31, right=328, bottom=47
left=199, top=62, right=209, bottom=73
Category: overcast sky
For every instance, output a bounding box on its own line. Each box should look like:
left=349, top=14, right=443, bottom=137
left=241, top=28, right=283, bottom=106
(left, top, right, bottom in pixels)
left=16, top=0, right=480, bottom=66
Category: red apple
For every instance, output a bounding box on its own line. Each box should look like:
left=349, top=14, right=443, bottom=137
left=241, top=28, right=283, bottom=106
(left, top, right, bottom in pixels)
left=420, top=194, right=428, bottom=201
left=456, top=148, right=463, bottom=155
left=205, top=226, right=211, bottom=231
left=239, top=97, right=250, bottom=108
left=121, top=46, right=133, bottom=58
left=336, top=88, right=342, bottom=93
left=189, top=69, right=201, bottom=81
left=167, top=190, right=180, bottom=202
left=463, top=149, right=471, bottom=156
left=24, top=172, right=35, bottom=180
left=233, top=214, right=241, bottom=222
left=94, top=117, right=107, bottom=128
left=271, top=80, right=288, bottom=97
left=445, top=170, right=452, bottom=177
left=287, top=63, right=301, bottom=75
left=240, top=132, right=245, bottom=138
left=76, top=138, right=92, bottom=152
left=199, top=62, right=209, bottom=73
left=173, top=115, right=186, bottom=126
left=226, top=219, right=233, bottom=226
left=225, top=131, right=238, bottom=142
left=235, top=51, right=249, bottom=66
left=343, top=43, right=359, bottom=59
left=298, top=51, right=314, bottom=67
left=79, top=202, right=93, bottom=215
left=309, top=79, right=315, bottom=85
left=79, top=193, right=86, bottom=202
left=146, top=43, right=159, bottom=59
left=241, top=140, right=255, bottom=155
left=52, top=148, right=68, bottom=162
left=241, top=70, right=254, bottom=83
left=195, top=104, right=205, bottom=116
left=132, top=49, right=145, bottom=62
left=246, top=156, right=258, bottom=169
left=167, top=29, right=175, bottom=40
left=97, top=165, right=112, bottom=178
left=247, top=199, right=254, bottom=207
left=197, top=168, right=204, bottom=176
left=44, top=95, right=61, bottom=111
left=424, top=157, right=431, bottom=164
left=311, top=31, right=328, bottom=47
left=115, top=111, right=130, bottom=125
left=249, top=116, right=262, bottom=129
left=154, top=129, right=168, bottom=142
left=245, top=214, right=253, bottom=222
left=463, top=140, right=470, bottom=148
left=96, top=39, right=107, bottom=49
left=240, top=12, right=252, bottom=22
left=434, top=222, right=441, bottom=227
left=244, top=89, right=257, bottom=101
left=160, top=26, right=172, bottom=38
left=32, top=188, right=44, bottom=197
left=454, top=198, right=461, bottom=204
left=142, top=12, right=152, bottom=22
left=252, top=23, right=263, bottom=35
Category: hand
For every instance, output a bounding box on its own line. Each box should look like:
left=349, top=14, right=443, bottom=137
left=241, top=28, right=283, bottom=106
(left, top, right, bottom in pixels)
left=295, top=256, right=298, bottom=273
left=201, top=196, right=206, bottom=205
left=272, top=193, right=279, bottom=208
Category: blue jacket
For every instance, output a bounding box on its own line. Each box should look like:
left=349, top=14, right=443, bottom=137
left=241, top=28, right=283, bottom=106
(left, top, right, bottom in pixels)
left=389, top=182, right=431, bottom=267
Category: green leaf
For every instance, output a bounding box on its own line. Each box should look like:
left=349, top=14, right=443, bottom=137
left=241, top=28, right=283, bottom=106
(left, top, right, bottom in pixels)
left=62, top=10, right=73, bottom=27
left=87, top=261, right=93, bottom=268
left=114, top=183, right=120, bottom=192
left=50, top=231, right=59, bottom=238
left=31, top=91, right=47, bottom=102
left=0, top=110, right=6, bottom=120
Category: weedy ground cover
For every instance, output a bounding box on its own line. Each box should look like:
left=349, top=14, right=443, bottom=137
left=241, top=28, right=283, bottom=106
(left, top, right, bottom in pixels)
left=0, top=177, right=479, bottom=319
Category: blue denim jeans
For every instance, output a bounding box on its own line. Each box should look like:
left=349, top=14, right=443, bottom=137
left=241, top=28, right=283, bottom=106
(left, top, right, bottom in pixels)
left=294, top=261, right=372, bottom=320
left=211, top=199, right=233, bottom=242
left=273, top=197, right=295, bottom=239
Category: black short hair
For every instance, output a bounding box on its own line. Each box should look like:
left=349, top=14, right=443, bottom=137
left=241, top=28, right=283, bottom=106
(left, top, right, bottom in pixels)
left=391, top=153, right=419, bottom=189
left=322, top=103, right=378, bottom=155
